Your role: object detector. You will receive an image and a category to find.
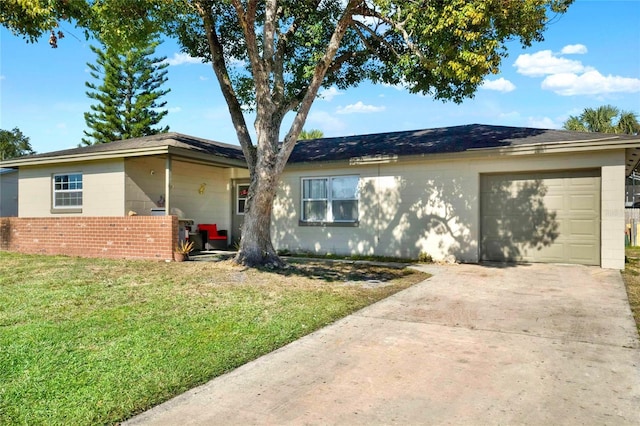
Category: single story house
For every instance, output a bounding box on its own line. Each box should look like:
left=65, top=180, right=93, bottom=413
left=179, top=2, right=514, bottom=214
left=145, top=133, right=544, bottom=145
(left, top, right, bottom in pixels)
left=1, top=124, right=639, bottom=269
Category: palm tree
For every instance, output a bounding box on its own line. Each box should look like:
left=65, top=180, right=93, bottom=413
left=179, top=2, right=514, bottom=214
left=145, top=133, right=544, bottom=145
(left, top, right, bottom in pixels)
left=298, top=129, right=324, bottom=140
left=563, top=116, right=587, bottom=132
left=617, top=112, right=640, bottom=135
left=563, top=105, right=639, bottom=135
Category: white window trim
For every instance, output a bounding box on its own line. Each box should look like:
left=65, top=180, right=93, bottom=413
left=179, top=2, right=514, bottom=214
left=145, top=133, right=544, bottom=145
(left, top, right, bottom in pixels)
left=301, top=175, right=359, bottom=223
left=52, top=172, right=83, bottom=211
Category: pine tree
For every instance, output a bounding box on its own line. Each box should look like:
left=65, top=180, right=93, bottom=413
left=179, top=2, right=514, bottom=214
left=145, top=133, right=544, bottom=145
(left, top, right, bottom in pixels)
left=82, top=40, right=170, bottom=145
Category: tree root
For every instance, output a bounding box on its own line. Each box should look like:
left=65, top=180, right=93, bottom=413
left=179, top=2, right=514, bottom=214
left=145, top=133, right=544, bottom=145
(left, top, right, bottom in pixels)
left=234, top=248, right=286, bottom=269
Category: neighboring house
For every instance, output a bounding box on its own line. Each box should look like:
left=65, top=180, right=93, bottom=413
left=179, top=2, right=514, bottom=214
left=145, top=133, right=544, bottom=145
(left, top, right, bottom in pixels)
left=0, top=168, right=18, bottom=216
left=1, top=124, right=639, bottom=269
left=626, top=172, right=640, bottom=207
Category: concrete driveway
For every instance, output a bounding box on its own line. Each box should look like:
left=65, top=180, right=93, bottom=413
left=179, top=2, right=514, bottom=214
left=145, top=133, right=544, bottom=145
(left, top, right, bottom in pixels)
left=126, top=263, right=640, bottom=425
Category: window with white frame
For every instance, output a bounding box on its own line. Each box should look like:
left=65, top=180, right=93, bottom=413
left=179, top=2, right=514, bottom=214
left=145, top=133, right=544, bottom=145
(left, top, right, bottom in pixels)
left=237, top=183, right=249, bottom=214
left=53, top=173, right=83, bottom=209
left=301, top=176, right=359, bottom=223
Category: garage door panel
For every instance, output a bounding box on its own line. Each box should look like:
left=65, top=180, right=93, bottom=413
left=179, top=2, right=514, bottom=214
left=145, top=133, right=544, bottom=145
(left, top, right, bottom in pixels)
left=569, top=194, right=598, bottom=212
left=481, top=170, right=600, bottom=265
left=570, top=219, right=598, bottom=237
left=544, top=194, right=564, bottom=211
left=570, top=175, right=601, bottom=188
left=481, top=195, right=504, bottom=214
left=522, top=243, right=564, bottom=263
left=569, top=244, right=599, bottom=263
left=481, top=217, right=501, bottom=238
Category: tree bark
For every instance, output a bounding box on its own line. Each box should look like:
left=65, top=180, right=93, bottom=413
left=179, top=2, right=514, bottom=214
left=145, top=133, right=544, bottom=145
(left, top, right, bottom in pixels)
left=234, top=120, right=285, bottom=267
left=234, top=173, right=283, bottom=267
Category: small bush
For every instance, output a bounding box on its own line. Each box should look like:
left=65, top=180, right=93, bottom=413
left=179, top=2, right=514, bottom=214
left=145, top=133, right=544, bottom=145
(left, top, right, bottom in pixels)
left=417, top=252, right=433, bottom=263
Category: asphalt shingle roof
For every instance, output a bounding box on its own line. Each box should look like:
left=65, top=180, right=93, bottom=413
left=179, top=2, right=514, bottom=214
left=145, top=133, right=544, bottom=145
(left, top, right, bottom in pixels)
left=287, top=124, right=634, bottom=163
left=5, top=124, right=637, bottom=167
left=17, top=132, right=246, bottom=162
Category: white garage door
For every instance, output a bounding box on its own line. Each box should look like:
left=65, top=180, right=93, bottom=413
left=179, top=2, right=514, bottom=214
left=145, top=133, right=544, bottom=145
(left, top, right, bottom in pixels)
left=481, top=170, right=600, bottom=265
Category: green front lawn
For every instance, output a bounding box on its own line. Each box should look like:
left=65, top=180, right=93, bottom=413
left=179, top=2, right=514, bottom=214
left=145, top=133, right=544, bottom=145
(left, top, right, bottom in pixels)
left=0, top=252, right=427, bottom=425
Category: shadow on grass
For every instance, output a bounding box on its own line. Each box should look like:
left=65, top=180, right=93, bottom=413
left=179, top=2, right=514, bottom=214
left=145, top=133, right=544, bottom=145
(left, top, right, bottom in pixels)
left=190, top=251, right=415, bottom=283
left=261, top=259, right=411, bottom=283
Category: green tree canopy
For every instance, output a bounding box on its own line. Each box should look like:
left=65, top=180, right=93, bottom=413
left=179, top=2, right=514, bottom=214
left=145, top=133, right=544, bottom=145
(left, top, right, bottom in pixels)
left=563, top=105, right=640, bottom=135
left=0, top=127, right=35, bottom=160
left=2, top=0, right=574, bottom=266
left=82, top=40, right=171, bottom=145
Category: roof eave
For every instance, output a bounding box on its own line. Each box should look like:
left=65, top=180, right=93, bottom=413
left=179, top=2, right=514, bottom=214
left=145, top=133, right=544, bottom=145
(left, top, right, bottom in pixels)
left=0, top=146, right=248, bottom=169
left=167, top=146, right=247, bottom=168
left=0, top=146, right=170, bottom=167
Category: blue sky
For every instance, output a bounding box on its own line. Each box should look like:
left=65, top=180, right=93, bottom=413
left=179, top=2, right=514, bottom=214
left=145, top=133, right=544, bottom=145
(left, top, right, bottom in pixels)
left=1, top=0, right=639, bottom=155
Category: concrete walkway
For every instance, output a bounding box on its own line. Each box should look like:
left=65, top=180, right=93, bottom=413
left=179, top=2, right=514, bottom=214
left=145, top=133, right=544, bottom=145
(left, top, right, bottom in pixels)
left=126, top=263, right=640, bottom=425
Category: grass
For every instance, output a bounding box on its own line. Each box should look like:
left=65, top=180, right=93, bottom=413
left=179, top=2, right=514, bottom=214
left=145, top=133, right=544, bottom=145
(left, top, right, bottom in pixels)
left=622, top=247, right=640, bottom=334
left=0, top=252, right=428, bottom=425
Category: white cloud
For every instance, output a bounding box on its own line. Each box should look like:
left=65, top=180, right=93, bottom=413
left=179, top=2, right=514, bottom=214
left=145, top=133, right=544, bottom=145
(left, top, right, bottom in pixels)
left=497, top=111, right=521, bottom=121
left=336, top=101, right=385, bottom=114
left=199, top=76, right=209, bottom=81
left=480, top=77, right=516, bottom=93
left=541, top=70, right=640, bottom=96
left=306, top=110, right=347, bottom=133
left=0, top=75, right=5, bottom=80
left=561, top=44, right=588, bottom=55
left=165, top=52, right=203, bottom=66
left=526, top=116, right=560, bottom=129
left=167, top=107, right=182, bottom=113
left=514, top=50, right=586, bottom=77
left=514, top=46, right=640, bottom=97
left=319, top=86, right=343, bottom=102
left=382, top=81, right=409, bottom=91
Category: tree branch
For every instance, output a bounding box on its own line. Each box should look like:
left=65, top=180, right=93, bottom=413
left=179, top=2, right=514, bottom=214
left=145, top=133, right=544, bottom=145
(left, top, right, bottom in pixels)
left=229, top=0, right=270, bottom=112
left=263, top=0, right=277, bottom=78
left=194, top=1, right=256, bottom=171
left=276, top=0, right=359, bottom=175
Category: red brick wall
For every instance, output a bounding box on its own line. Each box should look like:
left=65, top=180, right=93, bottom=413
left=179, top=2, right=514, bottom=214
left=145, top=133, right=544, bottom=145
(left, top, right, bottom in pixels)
left=0, top=216, right=178, bottom=261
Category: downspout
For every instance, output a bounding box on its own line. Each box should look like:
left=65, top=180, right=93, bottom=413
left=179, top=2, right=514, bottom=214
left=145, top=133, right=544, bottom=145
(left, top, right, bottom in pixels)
left=376, top=163, right=381, bottom=253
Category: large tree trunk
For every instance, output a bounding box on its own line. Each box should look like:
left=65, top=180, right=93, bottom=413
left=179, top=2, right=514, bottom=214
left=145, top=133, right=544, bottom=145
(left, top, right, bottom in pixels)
left=234, top=121, right=285, bottom=268
left=225, top=1, right=357, bottom=268
left=235, top=174, right=283, bottom=267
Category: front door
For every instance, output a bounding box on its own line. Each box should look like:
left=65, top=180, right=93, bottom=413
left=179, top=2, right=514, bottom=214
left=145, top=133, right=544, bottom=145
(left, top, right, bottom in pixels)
left=231, top=179, right=250, bottom=247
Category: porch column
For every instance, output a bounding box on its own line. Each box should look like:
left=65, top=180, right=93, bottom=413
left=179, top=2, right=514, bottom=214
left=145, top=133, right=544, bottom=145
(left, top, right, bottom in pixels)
left=165, top=155, right=172, bottom=215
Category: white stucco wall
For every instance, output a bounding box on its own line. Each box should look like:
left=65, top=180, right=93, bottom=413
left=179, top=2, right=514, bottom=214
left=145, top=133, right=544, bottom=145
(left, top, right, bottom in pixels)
left=273, top=149, right=627, bottom=268
left=18, top=160, right=125, bottom=217
left=601, top=161, right=626, bottom=269
left=164, top=160, right=236, bottom=231
left=125, top=157, right=166, bottom=215
left=125, top=157, right=249, bottom=232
